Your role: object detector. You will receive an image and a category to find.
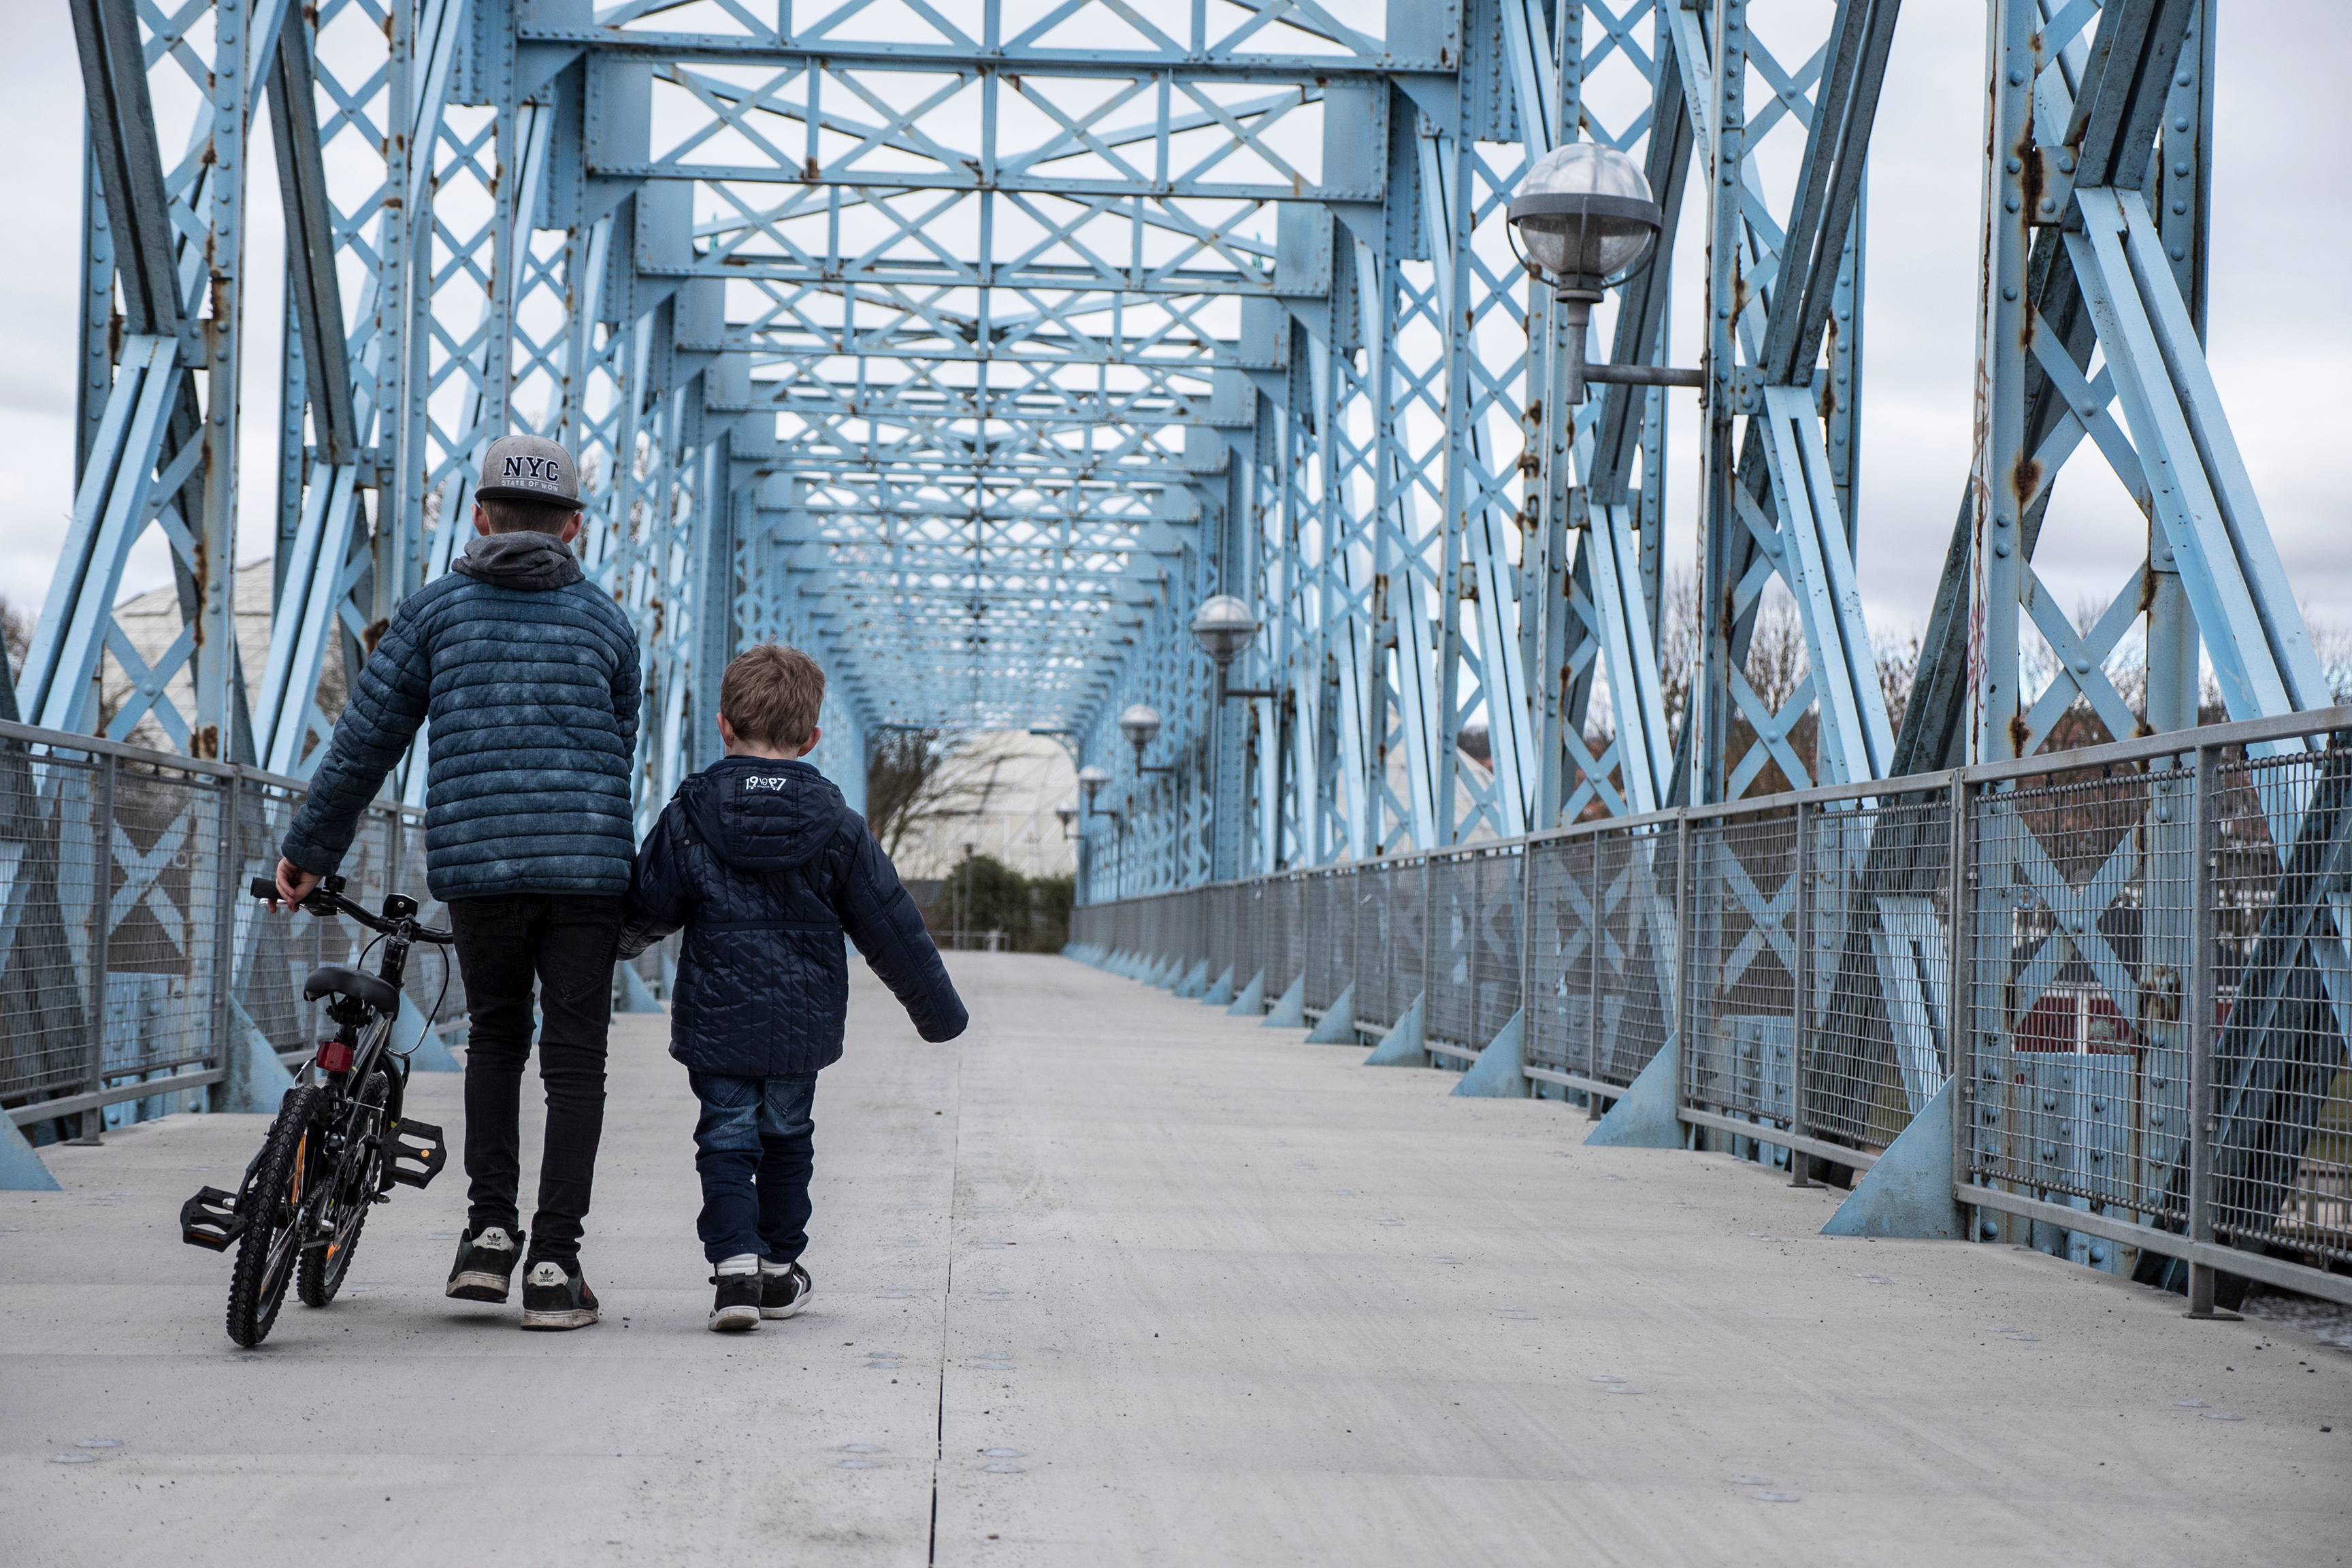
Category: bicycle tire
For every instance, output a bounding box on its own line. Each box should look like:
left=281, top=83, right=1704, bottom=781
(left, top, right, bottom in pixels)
left=225, top=1085, right=323, bottom=1348
left=298, top=1070, right=391, bottom=1308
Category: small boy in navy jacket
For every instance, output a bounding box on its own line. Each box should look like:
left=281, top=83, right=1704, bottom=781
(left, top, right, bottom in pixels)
left=617, top=644, right=966, bottom=1330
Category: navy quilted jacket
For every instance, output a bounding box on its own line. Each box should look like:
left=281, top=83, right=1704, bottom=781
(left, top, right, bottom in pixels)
left=281, top=532, right=641, bottom=900
left=617, top=755, right=966, bottom=1077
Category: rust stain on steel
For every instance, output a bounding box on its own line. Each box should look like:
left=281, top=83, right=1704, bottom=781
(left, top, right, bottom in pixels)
left=191, top=535, right=212, bottom=646
left=362, top=617, right=391, bottom=656
left=2010, top=452, right=2041, bottom=508
left=2136, top=564, right=2159, bottom=617
left=1819, top=316, right=1840, bottom=422
left=2016, top=126, right=2044, bottom=227
left=2008, top=713, right=2031, bottom=757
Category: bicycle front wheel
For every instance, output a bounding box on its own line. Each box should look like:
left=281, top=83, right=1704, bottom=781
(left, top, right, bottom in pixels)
left=226, top=1085, right=323, bottom=1348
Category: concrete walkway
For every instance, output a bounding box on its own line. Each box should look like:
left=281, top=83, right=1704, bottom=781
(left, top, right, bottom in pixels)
left=3, top=953, right=2345, bottom=1565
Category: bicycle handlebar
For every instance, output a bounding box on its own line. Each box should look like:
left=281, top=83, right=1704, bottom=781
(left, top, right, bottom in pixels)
left=250, top=877, right=456, bottom=945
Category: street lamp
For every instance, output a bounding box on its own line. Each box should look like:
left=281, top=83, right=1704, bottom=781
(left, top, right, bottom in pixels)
left=1119, top=702, right=1175, bottom=775
left=1505, top=142, right=1697, bottom=405
left=1053, top=803, right=1077, bottom=840
left=1189, top=595, right=1275, bottom=700
left=1075, top=764, right=1123, bottom=903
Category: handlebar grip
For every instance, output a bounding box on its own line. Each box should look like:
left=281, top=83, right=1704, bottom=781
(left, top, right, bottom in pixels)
left=250, top=877, right=283, bottom=901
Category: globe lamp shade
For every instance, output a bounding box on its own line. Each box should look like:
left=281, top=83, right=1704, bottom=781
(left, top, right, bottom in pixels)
left=1189, top=595, right=1260, bottom=670
left=1118, top=703, right=1162, bottom=750
left=1506, top=143, right=1662, bottom=309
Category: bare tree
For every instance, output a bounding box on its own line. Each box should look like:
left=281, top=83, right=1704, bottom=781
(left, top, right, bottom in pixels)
left=0, top=595, right=28, bottom=686
left=865, top=728, right=1018, bottom=860
left=2304, top=603, right=2352, bottom=704
left=1874, top=625, right=1921, bottom=737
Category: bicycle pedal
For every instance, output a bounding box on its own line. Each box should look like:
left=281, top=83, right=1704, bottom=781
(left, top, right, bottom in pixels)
left=180, top=1187, right=246, bottom=1252
left=388, top=1120, right=447, bottom=1188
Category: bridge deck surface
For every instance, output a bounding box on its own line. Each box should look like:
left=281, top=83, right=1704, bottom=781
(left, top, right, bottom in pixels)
left=4, top=953, right=2345, bottom=1564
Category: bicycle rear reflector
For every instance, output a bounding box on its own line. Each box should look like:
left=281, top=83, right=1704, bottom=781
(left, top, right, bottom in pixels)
left=388, top=1120, right=447, bottom=1188
left=180, top=1187, right=246, bottom=1251
left=315, top=1038, right=355, bottom=1074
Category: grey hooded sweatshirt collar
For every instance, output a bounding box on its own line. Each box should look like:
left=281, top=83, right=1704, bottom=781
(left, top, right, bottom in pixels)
left=451, top=529, right=584, bottom=591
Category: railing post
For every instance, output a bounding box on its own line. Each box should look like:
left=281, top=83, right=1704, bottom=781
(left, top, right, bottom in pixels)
left=72, top=749, right=118, bottom=1145
left=210, top=767, right=241, bottom=1113
left=1789, top=799, right=1816, bottom=1186
left=1518, top=835, right=1537, bottom=1096
left=1948, top=768, right=1973, bottom=1237
left=1586, top=829, right=1601, bottom=1118
left=1422, top=851, right=1435, bottom=1010
left=1676, top=809, right=1693, bottom=1148
left=2183, top=741, right=2230, bottom=1318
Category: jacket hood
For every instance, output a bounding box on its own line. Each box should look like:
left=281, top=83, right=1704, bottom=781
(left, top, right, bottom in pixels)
left=680, top=756, right=851, bottom=872
left=451, top=529, right=585, bottom=591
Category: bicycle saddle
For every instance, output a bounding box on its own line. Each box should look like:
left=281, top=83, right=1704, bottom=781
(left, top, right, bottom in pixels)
left=302, top=966, right=401, bottom=1015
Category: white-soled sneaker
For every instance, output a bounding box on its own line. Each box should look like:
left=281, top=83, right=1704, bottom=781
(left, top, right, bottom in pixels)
left=709, top=1273, right=762, bottom=1333
left=446, top=1226, right=523, bottom=1303
left=519, top=1260, right=600, bottom=1330
left=760, top=1262, right=813, bottom=1320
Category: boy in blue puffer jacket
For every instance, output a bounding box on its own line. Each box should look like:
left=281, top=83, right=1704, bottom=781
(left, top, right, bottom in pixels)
left=616, top=644, right=966, bottom=1331
left=277, top=433, right=638, bottom=1331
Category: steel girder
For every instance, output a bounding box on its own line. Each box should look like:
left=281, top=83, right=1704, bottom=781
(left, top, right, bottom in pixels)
left=27, top=0, right=2330, bottom=923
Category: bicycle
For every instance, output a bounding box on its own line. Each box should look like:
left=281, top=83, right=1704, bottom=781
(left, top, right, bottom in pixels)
left=180, top=875, right=456, bottom=1347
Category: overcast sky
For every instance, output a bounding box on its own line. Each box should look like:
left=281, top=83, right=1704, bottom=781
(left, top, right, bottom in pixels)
left=3, top=3, right=2345, bottom=657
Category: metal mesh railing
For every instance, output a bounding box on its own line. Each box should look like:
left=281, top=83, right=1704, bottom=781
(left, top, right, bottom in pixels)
left=1686, top=808, right=1801, bottom=1130
left=1524, top=835, right=1597, bottom=1083
left=1066, top=709, right=2352, bottom=1305
left=1592, top=821, right=1680, bottom=1090
left=1303, top=870, right=1350, bottom=1012
left=1424, top=848, right=1522, bottom=1053
left=1965, top=764, right=2189, bottom=1230
left=2206, top=739, right=2352, bottom=1267
left=1424, top=853, right=1475, bottom=1046
left=0, top=721, right=470, bottom=1140
left=1807, top=791, right=1955, bottom=1149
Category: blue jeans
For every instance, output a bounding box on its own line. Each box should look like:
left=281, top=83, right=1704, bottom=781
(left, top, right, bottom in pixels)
left=687, top=1071, right=818, bottom=1266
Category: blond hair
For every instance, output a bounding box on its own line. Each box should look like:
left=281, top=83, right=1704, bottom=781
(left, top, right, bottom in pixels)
left=721, top=644, right=826, bottom=749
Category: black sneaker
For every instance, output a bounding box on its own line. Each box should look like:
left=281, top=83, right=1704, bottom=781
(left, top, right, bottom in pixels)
left=445, top=1225, right=523, bottom=1303
left=708, top=1273, right=762, bottom=1333
left=760, top=1262, right=813, bottom=1320
left=519, top=1259, right=600, bottom=1330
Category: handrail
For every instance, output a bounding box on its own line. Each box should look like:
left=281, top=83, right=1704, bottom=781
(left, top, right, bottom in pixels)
left=1076, top=704, right=2352, bottom=902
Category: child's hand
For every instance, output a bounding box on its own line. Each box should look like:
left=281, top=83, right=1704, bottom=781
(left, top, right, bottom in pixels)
left=273, top=858, right=320, bottom=909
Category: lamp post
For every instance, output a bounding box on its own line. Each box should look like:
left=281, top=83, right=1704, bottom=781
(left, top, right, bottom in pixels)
left=1189, top=595, right=1273, bottom=702
left=957, top=838, right=978, bottom=953
left=1505, top=142, right=1697, bottom=406
left=1119, top=702, right=1176, bottom=775
left=1077, top=763, right=1122, bottom=901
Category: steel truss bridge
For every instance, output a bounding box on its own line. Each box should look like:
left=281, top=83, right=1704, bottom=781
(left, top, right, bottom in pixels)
left=15, top=0, right=2324, bottom=883
left=3, top=0, right=2350, bottom=1386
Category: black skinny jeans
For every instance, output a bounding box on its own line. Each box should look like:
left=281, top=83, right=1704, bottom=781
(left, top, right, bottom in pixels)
left=448, top=894, right=623, bottom=1264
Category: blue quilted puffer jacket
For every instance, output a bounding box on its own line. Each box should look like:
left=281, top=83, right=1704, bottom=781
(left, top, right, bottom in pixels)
left=617, top=755, right=966, bottom=1077
left=281, top=531, right=641, bottom=900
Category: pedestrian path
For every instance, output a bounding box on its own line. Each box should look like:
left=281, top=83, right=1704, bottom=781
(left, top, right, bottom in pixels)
left=2, top=955, right=2343, bottom=1565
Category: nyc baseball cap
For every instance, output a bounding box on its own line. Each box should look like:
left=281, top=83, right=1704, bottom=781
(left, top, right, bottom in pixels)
left=475, top=434, right=581, bottom=508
